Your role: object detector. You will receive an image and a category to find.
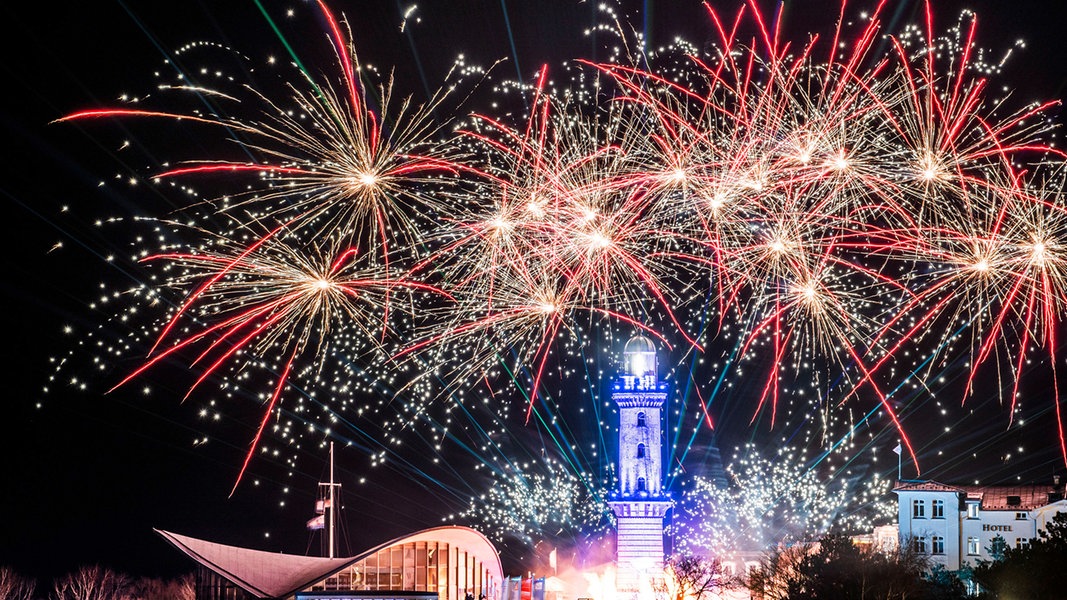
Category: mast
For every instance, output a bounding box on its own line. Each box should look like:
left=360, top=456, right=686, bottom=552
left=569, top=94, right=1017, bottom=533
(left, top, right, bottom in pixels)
left=329, top=441, right=336, bottom=558
left=308, top=444, right=341, bottom=558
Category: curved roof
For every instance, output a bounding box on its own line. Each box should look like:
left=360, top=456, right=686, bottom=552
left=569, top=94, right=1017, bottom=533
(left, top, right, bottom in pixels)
left=623, top=335, right=656, bottom=355
left=157, top=525, right=502, bottom=599
left=355, top=526, right=503, bottom=586
left=157, top=529, right=355, bottom=599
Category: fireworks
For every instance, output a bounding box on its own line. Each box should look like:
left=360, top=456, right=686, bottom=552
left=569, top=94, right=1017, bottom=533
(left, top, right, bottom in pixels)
left=670, top=445, right=896, bottom=554
left=49, top=0, right=1067, bottom=550
left=458, top=457, right=608, bottom=544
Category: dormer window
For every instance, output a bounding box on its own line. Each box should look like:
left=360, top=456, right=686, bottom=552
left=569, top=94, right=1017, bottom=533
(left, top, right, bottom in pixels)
left=1007, top=495, right=1022, bottom=507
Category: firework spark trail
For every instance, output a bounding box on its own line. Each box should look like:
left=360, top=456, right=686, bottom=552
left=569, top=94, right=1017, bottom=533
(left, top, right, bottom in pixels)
left=53, top=0, right=1067, bottom=518
left=579, top=0, right=1067, bottom=471
left=110, top=224, right=450, bottom=487
left=60, top=3, right=465, bottom=265
left=671, top=444, right=896, bottom=554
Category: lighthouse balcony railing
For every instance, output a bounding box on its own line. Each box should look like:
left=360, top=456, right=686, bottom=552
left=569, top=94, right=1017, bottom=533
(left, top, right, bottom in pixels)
left=615, top=376, right=668, bottom=392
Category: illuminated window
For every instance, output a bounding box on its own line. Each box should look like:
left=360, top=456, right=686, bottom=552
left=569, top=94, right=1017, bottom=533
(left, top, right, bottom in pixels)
left=932, top=536, right=944, bottom=555
left=932, top=499, right=944, bottom=518
left=913, top=499, right=925, bottom=518
left=967, top=537, right=980, bottom=555
left=967, top=503, right=979, bottom=519
left=1016, top=537, right=1030, bottom=549
left=637, top=444, right=646, bottom=459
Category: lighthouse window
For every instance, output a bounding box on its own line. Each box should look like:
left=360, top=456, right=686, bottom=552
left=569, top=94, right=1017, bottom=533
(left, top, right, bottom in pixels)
left=637, top=478, right=647, bottom=492
left=637, top=412, right=646, bottom=427
left=637, top=444, right=646, bottom=459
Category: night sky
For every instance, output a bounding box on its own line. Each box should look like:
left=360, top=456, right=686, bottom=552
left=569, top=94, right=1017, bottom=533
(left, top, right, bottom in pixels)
left=4, top=0, right=1067, bottom=584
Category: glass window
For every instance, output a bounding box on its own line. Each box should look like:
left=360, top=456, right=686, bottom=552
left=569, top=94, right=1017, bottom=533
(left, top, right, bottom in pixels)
left=436, top=543, right=447, bottom=594
left=912, top=499, right=925, bottom=518
left=637, top=477, right=646, bottom=492
left=914, top=536, right=927, bottom=553
left=637, top=412, right=646, bottom=427
left=932, top=536, right=944, bottom=555
left=967, top=537, right=980, bottom=555
left=456, top=548, right=466, bottom=593
left=1016, top=511, right=1028, bottom=520
left=637, top=444, right=646, bottom=459
left=932, top=499, right=944, bottom=518
left=1016, top=537, right=1030, bottom=549
left=967, top=503, right=979, bottom=519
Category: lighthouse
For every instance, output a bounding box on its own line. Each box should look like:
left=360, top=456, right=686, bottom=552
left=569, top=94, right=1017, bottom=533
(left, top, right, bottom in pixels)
left=608, top=335, right=672, bottom=593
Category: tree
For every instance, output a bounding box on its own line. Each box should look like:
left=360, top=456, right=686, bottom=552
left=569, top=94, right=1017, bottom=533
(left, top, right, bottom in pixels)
left=130, top=575, right=194, bottom=600
left=747, top=534, right=967, bottom=600
left=0, top=566, right=35, bottom=600
left=985, top=535, right=1008, bottom=562
left=661, top=554, right=739, bottom=600
left=747, top=543, right=816, bottom=600
left=51, top=566, right=132, bottom=600
left=923, top=565, right=967, bottom=600
left=972, top=511, right=1067, bottom=599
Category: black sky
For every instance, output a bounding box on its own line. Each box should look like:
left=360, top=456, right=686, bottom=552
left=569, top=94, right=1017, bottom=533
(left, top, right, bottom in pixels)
left=3, top=0, right=1067, bottom=583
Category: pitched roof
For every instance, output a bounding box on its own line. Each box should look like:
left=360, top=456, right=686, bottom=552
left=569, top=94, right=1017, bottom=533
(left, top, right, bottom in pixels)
left=892, top=481, right=1064, bottom=511
left=892, top=480, right=963, bottom=493
left=156, top=529, right=356, bottom=599
left=960, top=484, right=1060, bottom=510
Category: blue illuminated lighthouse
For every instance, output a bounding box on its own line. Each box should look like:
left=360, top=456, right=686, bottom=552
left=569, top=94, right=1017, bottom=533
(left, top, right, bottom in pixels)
left=608, top=335, right=672, bottom=592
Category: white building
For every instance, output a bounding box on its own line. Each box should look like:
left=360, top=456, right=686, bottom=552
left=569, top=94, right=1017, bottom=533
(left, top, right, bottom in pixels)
left=894, top=479, right=1067, bottom=571
left=159, top=526, right=503, bottom=600
left=608, top=335, right=672, bottom=593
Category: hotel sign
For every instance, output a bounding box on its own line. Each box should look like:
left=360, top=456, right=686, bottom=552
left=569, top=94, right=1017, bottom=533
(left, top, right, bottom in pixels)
left=982, top=524, right=1013, bottom=532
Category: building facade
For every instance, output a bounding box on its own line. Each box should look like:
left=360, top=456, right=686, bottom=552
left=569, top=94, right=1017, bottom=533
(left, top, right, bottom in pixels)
left=894, top=480, right=1067, bottom=571
left=159, top=526, right=502, bottom=600
left=607, top=336, right=672, bottom=593
left=311, top=528, right=501, bottom=600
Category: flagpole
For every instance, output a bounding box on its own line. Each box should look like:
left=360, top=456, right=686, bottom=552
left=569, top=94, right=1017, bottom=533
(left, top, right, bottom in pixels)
left=329, top=441, right=335, bottom=559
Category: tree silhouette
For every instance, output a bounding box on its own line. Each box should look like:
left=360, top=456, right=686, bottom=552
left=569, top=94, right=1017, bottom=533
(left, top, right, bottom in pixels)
left=973, top=511, right=1067, bottom=599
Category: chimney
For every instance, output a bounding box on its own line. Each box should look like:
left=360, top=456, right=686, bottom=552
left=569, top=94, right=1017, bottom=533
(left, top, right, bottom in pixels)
left=1052, top=475, right=1065, bottom=504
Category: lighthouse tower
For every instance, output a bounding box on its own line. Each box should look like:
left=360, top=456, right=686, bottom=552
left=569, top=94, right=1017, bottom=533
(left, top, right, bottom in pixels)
left=608, top=335, right=672, bottom=593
